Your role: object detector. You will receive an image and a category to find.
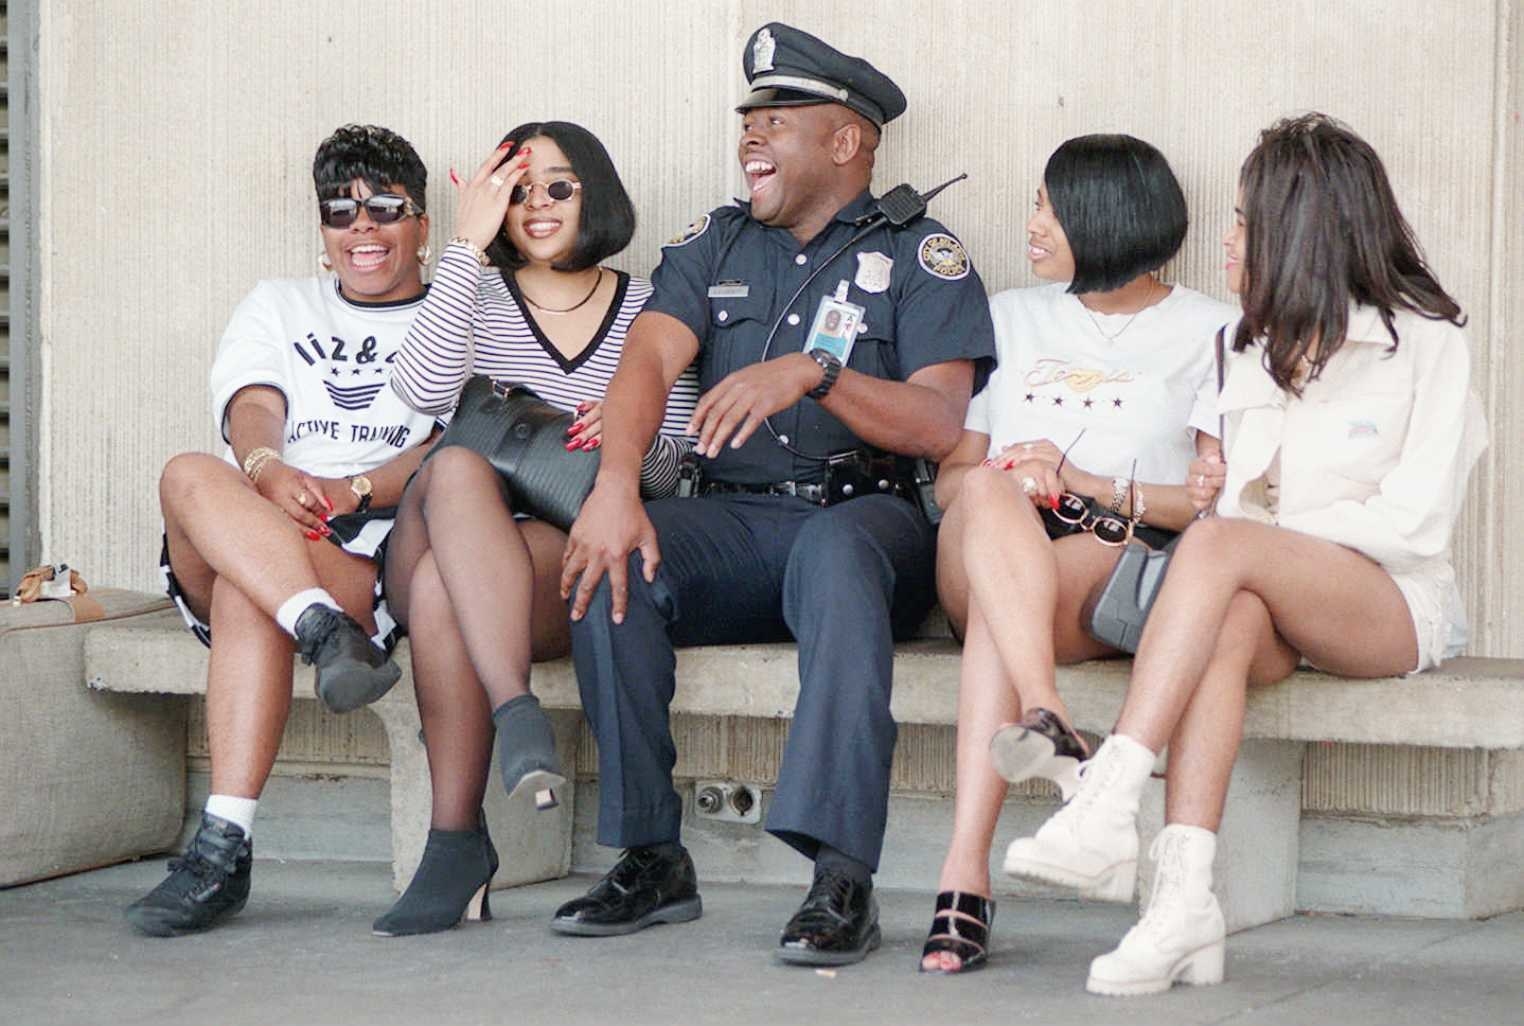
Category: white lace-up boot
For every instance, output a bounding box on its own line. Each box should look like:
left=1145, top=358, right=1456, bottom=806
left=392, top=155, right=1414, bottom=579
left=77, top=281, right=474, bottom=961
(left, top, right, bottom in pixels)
left=1002, top=733, right=1155, bottom=901
left=1086, top=824, right=1226, bottom=996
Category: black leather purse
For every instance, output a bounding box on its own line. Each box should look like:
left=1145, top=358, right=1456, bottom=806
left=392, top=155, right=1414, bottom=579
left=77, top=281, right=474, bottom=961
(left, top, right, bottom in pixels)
left=1085, top=327, right=1227, bottom=653
left=432, top=374, right=600, bottom=532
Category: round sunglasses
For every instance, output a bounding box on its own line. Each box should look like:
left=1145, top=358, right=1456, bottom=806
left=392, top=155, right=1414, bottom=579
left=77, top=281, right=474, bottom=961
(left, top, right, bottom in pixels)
left=510, top=179, right=582, bottom=205
left=318, top=194, right=421, bottom=229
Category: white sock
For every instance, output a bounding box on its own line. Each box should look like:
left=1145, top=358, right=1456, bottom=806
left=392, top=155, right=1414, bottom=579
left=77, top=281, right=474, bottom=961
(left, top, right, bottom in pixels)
left=275, top=588, right=342, bottom=637
left=205, top=794, right=258, bottom=837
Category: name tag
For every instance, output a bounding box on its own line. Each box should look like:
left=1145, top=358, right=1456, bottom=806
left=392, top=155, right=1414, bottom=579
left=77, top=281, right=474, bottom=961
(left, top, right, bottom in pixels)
left=707, top=281, right=750, bottom=299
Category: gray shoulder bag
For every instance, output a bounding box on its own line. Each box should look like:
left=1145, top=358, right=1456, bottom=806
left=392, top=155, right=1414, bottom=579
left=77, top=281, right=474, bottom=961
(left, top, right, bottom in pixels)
left=1084, top=326, right=1227, bottom=653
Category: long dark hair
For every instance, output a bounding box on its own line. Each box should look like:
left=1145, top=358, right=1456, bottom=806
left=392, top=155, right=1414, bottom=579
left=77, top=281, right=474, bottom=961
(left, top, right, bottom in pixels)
left=484, top=121, right=636, bottom=272
left=1235, top=113, right=1463, bottom=394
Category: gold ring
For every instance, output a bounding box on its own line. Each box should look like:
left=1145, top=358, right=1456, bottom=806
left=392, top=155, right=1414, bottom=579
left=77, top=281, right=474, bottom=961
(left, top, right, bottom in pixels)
left=1020, top=476, right=1038, bottom=495
left=489, top=174, right=506, bottom=188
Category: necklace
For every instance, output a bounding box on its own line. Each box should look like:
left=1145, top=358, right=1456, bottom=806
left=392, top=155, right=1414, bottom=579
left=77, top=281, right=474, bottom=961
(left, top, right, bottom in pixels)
left=1081, top=280, right=1162, bottom=342
left=519, top=269, right=603, bottom=316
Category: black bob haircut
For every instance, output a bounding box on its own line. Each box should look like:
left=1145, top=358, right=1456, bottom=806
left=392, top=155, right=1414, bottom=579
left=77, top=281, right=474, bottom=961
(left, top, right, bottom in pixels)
left=312, top=124, right=428, bottom=211
left=1044, top=134, right=1188, bottom=294
left=486, top=121, right=637, bottom=273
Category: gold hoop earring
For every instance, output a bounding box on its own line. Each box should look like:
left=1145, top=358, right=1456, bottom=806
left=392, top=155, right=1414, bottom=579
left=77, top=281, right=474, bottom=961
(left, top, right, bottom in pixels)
left=416, top=243, right=432, bottom=265
left=318, top=249, right=333, bottom=273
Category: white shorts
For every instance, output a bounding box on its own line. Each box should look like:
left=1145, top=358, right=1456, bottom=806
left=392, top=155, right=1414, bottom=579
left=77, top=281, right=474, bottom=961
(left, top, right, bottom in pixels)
left=1390, top=560, right=1467, bottom=674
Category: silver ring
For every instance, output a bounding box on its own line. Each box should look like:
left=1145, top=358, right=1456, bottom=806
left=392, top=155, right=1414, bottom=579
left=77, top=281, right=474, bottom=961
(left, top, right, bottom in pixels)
left=1020, top=476, right=1038, bottom=495
left=297, top=492, right=310, bottom=506
left=489, top=174, right=506, bottom=188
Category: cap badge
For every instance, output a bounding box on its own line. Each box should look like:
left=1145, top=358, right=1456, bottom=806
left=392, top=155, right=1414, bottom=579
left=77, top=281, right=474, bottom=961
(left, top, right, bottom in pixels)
left=854, top=251, right=893, bottom=293
left=665, top=213, right=711, bottom=247
left=753, top=28, right=776, bottom=73
left=917, top=233, right=970, bottom=281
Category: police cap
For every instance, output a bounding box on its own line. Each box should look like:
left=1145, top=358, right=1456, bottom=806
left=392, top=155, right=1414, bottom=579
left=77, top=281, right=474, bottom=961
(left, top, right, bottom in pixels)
left=736, top=23, right=907, bottom=129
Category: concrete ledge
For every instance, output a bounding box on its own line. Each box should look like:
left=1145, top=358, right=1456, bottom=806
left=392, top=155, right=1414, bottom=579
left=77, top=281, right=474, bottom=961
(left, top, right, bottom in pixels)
left=83, top=613, right=1524, bottom=746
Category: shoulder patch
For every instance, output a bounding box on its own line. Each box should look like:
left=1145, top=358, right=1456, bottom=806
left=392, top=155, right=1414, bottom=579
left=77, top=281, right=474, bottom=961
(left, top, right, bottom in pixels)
left=917, top=232, right=970, bottom=281
left=665, top=213, right=711, bottom=247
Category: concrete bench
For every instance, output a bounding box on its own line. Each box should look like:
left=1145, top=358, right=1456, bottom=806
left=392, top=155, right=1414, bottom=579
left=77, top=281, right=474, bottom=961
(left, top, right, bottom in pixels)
left=82, top=606, right=1524, bottom=932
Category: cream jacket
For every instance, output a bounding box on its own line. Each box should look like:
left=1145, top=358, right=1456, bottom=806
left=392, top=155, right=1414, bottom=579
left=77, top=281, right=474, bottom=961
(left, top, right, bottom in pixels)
left=1215, top=304, right=1488, bottom=574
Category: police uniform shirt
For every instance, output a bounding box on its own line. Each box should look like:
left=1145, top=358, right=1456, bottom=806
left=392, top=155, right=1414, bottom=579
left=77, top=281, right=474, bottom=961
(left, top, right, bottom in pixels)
left=646, top=191, right=997, bottom=485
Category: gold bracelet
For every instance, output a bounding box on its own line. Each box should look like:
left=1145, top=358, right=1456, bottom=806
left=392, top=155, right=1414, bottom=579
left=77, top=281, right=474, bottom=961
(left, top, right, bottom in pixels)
left=448, top=236, right=491, bottom=267
left=242, top=446, right=281, bottom=482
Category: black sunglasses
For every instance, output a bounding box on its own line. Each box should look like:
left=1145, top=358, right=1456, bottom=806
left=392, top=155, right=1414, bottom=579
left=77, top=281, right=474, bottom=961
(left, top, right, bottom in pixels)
left=509, top=179, right=582, bottom=205
left=318, top=194, right=421, bottom=229
left=1038, top=434, right=1139, bottom=547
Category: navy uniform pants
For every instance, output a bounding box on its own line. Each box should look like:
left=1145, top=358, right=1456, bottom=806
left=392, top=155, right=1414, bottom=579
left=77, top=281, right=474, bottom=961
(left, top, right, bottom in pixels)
left=569, top=492, right=937, bottom=871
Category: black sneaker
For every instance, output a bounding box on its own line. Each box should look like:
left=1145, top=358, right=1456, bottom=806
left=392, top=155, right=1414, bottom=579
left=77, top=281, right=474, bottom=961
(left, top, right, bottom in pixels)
left=125, top=812, right=252, bottom=937
left=988, top=707, right=1090, bottom=799
left=549, top=845, right=702, bottom=936
left=777, top=868, right=881, bottom=966
left=293, top=603, right=400, bottom=713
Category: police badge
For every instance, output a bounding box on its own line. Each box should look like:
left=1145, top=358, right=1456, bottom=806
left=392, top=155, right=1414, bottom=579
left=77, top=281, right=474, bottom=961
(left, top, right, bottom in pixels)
left=854, top=251, right=893, bottom=294
left=753, top=28, right=776, bottom=72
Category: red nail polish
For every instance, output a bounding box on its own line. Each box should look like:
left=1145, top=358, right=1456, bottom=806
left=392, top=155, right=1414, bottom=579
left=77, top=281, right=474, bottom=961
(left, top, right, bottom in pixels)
left=568, top=422, right=585, bottom=436
left=588, top=438, right=601, bottom=450
left=1050, top=496, right=1060, bottom=510
left=449, top=168, right=460, bottom=185
left=565, top=440, right=579, bottom=451
left=305, top=530, right=320, bottom=541
left=520, top=146, right=531, bottom=154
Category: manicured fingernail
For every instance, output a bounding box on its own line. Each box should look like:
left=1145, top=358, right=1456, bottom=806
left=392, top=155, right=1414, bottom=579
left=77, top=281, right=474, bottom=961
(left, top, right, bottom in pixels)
left=318, top=512, right=329, bottom=522
left=520, top=145, right=531, bottom=154
left=576, top=401, right=590, bottom=413
left=449, top=168, right=460, bottom=185
left=324, top=496, right=335, bottom=512
left=498, top=141, right=512, bottom=151
left=1050, top=495, right=1061, bottom=510
left=568, top=422, right=584, bottom=436
left=565, top=440, right=579, bottom=451
left=320, top=525, right=332, bottom=536
left=305, top=530, right=320, bottom=541
left=588, top=438, right=601, bottom=450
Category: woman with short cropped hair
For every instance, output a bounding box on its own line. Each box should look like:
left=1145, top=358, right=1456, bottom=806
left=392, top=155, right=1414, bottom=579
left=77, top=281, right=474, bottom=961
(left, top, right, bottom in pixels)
left=1004, top=114, right=1487, bottom=996
left=127, top=124, right=439, bottom=937
left=920, top=134, right=1236, bottom=974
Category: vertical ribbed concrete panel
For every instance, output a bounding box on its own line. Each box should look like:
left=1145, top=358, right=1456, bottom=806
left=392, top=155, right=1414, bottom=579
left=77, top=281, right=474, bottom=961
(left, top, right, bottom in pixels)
left=35, top=1, right=1522, bottom=654
left=1302, top=743, right=1493, bottom=817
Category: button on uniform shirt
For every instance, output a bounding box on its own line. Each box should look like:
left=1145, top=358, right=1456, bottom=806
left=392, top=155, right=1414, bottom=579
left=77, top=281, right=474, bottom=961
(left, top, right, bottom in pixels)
left=644, top=191, right=997, bottom=485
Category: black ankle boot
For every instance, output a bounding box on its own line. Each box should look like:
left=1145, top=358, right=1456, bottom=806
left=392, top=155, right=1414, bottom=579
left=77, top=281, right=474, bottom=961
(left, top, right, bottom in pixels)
left=372, top=817, right=499, bottom=937
left=492, top=694, right=566, bottom=811
left=293, top=603, right=401, bottom=713
left=125, top=812, right=252, bottom=937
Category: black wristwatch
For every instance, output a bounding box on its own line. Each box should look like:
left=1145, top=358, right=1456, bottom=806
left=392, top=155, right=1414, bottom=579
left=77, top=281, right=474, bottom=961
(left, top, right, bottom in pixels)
left=806, top=349, right=842, bottom=400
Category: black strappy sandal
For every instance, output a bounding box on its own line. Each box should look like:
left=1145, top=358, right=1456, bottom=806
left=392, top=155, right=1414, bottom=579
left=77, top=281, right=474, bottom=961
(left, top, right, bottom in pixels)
left=918, top=890, right=996, bottom=974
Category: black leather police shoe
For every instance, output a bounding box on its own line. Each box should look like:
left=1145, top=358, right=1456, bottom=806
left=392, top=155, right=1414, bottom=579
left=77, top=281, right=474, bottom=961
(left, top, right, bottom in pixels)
left=777, top=868, right=881, bottom=966
left=549, top=845, right=702, bottom=936
left=293, top=603, right=401, bottom=714
left=125, top=812, right=252, bottom=937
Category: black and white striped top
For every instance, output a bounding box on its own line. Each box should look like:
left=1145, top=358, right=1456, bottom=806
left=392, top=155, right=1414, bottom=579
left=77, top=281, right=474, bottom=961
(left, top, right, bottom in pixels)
left=391, top=241, right=700, bottom=496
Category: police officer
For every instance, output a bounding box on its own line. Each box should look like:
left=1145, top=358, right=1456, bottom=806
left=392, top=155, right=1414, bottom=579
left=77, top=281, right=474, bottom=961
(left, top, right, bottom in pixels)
left=553, top=23, right=996, bottom=965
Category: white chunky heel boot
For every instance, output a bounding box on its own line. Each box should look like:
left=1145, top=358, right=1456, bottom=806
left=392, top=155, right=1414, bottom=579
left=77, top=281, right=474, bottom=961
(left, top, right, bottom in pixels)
left=1086, top=824, right=1226, bottom=996
left=1002, top=733, right=1155, bottom=901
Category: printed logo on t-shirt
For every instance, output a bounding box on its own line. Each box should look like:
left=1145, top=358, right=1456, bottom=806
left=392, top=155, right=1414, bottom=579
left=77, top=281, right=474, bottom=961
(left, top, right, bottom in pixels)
left=291, top=331, right=396, bottom=412
left=1021, top=358, right=1138, bottom=411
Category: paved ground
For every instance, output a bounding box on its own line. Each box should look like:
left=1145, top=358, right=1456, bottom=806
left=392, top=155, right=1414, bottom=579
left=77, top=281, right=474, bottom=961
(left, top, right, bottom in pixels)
left=1, top=859, right=1520, bottom=1026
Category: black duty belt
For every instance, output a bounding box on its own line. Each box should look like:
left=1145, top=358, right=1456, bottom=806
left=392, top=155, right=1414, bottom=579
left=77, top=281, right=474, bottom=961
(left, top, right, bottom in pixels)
left=701, top=480, right=832, bottom=505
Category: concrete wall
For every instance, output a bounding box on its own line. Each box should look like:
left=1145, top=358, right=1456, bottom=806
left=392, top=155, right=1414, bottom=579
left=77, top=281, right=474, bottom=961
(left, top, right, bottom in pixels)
left=33, top=0, right=1524, bottom=654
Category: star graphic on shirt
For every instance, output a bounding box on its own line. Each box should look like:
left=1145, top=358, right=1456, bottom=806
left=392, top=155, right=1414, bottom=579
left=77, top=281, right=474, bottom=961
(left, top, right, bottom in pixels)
left=374, top=367, right=387, bottom=376
left=351, top=368, right=363, bottom=376
left=329, top=367, right=340, bottom=377
left=1082, top=398, right=1094, bottom=410
left=1112, top=397, right=1124, bottom=409
left=1023, top=393, right=1035, bottom=404
left=1051, top=396, right=1064, bottom=407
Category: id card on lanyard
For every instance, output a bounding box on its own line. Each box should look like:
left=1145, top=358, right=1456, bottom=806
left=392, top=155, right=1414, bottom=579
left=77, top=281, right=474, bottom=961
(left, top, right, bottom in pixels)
left=803, top=280, right=864, bottom=365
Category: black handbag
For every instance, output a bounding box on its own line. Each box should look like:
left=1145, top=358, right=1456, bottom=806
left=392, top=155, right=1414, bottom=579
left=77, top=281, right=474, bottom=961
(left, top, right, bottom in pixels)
left=432, top=374, right=600, bottom=532
left=1084, top=327, right=1227, bottom=653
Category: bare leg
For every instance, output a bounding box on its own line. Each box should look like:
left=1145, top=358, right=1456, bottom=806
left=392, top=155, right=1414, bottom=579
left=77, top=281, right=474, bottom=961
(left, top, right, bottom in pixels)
left=935, top=487, right=975, bottom=640
left=160, top=453, right=326, bottom=615
left=1118, top=517, right=1419, bottom=751
left=204, top=530, right=382, bottom=799
left=1163, top=591, right=1299, bottom=830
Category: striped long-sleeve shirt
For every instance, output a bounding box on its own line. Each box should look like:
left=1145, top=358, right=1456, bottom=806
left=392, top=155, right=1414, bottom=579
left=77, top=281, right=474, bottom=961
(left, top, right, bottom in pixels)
left=391, top=242, right=700, bottom=497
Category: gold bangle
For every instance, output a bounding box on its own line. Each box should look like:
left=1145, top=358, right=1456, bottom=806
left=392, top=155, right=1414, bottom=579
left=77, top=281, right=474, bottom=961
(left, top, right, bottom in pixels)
left=448, top=237, right=490, bottom=267
left=242, top=446, right=280, bottom=482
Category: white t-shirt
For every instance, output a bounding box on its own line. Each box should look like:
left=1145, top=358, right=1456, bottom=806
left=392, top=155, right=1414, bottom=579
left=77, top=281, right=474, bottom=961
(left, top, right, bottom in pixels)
left=209, top=277, right=439, bottom=478
left=966, top=282, right=1237, bottom=484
